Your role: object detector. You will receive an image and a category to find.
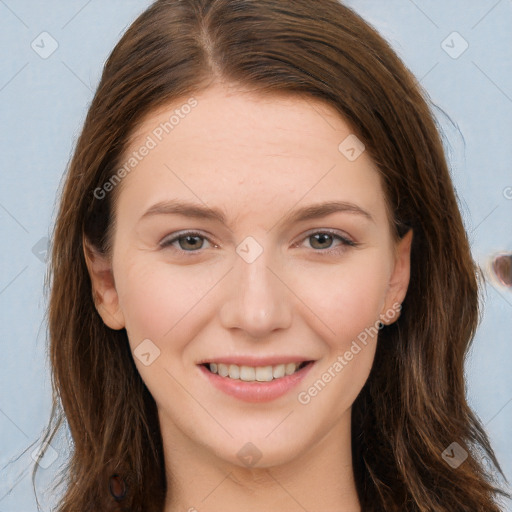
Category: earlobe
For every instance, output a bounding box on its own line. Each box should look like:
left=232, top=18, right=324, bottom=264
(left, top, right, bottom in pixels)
left=381, top=229, right=413, bottom=325
left=83, top=236, right=125, bottom=330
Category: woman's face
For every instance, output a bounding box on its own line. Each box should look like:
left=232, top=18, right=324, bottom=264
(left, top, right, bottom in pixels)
left=87, top=84, right=412, bottom=468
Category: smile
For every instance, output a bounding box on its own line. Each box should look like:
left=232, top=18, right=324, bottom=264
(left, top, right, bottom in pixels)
left=204, top=361, right=310, bottom=382
left=198, top=360, right=316, bottom=402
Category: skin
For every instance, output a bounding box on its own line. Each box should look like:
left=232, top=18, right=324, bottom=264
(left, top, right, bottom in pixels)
left=85, top=83, right=412, bottom=512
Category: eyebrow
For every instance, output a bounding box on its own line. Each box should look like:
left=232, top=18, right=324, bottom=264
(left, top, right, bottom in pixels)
left=138, top=199, right=374, bottom=227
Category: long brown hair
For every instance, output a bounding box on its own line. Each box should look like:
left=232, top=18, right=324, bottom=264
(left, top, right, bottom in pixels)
left=34, top=0, right=510, bottom=510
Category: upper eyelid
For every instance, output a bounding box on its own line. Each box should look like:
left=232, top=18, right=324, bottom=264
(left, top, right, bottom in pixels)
left=298, top=228, right=354, bottom=243
left=160, top=230, right=215, bottom=246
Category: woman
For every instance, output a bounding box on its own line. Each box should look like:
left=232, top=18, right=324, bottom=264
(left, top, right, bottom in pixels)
left=36, top=0, right=510, bottom=510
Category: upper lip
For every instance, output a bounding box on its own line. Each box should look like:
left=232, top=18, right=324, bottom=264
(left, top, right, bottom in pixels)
left=197, top=356, right=315, bottom=366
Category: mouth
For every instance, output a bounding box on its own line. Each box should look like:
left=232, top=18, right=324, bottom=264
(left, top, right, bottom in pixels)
left=198, top=359, right=315, bottom=402
left=201, top=361, right=313, bottom=382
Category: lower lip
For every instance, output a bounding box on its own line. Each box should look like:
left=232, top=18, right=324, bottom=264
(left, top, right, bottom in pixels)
left=198, top=362, right=315, bottom=403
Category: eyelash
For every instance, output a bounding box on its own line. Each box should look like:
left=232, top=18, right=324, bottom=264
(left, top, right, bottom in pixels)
left=159, top=229, right=358, bottom=256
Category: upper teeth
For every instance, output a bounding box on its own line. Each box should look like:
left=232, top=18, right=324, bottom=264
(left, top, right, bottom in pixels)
left=208, top=362, right=303, bottom=382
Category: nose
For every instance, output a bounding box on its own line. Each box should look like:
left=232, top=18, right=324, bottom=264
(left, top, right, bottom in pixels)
left=218, top=243, right=293, bottom=338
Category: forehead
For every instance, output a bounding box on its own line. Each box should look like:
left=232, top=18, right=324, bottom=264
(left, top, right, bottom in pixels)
left=115, top=85, right=387, bottom=226
left=128, top=86, right=348, bottom=155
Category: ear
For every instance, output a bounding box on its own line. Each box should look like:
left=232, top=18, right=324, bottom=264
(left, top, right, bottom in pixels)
left=380, top=229, right=413, bottom=325
left=83, top=236, right=125, bottom=330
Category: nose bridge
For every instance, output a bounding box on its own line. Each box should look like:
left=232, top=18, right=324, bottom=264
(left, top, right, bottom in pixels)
left=219, top=235, right=292, bottom=336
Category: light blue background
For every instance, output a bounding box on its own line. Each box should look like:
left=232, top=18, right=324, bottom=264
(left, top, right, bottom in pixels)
left=0, top=1, right=511, bottom=510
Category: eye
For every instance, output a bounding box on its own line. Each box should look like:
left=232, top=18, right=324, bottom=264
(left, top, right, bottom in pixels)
left=297, top=230, right=357, bottom=255
left=160, top=231, right=214, bottom=253
left=159, top=229, right=357, bottom=256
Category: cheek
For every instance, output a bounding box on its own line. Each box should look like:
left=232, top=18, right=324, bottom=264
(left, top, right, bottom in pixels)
left=294, top=253, right=390, bottom=348
left=115, top=246, right=391, bottom=357
left=115, top=259, right=220, bottom=346
left=294, top=260, right=389, bottom=415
